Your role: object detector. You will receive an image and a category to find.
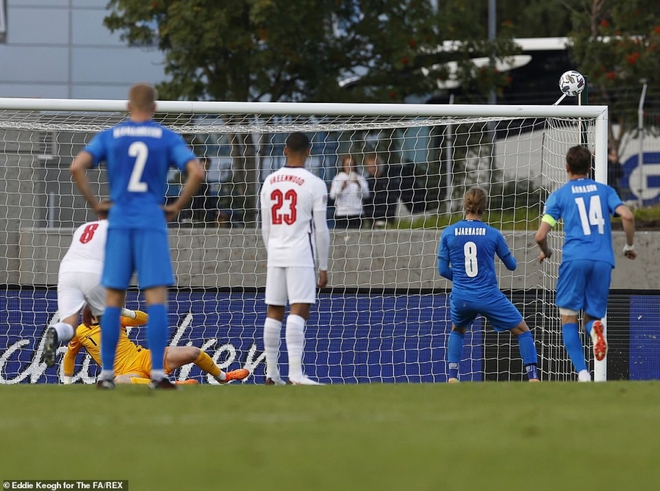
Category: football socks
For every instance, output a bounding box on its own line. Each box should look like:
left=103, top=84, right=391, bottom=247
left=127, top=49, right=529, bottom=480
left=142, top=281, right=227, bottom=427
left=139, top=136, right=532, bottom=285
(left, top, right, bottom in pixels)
left=193, top=349, right=222, bottom=379
left=263, top=317, right=283, bottom=380
left=147, top=303, right=168, bottom=374
left=285, top=315, right=306, bottom=380
left=100, top=306, right=121, bottom=377
left=52, top=322, right=75, bottom=343
left=447, top=330, right=465, bottom=380
left=562, top=322, right=588, bottom=373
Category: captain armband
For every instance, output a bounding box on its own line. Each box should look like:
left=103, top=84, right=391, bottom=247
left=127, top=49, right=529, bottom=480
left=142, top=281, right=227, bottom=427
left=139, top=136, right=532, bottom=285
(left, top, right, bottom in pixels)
left=541, top=214, right=557, bottom=227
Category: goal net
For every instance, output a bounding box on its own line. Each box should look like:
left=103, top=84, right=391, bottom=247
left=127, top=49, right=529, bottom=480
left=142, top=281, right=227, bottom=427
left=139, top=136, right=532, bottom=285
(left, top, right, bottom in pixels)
left=0, top=99, right=608, bottom=384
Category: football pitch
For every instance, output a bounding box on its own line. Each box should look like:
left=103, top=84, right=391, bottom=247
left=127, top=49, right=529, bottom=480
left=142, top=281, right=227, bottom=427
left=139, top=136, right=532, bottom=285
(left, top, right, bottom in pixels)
left=1, top=382, right=659, bottom=491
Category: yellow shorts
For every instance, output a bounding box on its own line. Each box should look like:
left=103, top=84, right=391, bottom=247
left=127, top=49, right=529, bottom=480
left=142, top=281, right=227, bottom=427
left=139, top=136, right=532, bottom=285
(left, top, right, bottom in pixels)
left=117, top=348, right=173, bottom=378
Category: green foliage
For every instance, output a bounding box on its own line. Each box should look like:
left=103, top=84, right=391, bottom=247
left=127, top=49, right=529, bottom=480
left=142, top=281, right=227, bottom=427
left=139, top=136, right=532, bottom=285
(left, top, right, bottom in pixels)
left=104, top=0, right=520, bottom=103
left=568, top=0, right=660, bottom=151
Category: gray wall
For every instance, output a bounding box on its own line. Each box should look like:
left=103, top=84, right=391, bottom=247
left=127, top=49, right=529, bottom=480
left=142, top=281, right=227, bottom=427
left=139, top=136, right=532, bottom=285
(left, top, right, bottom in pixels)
left=13, top=228, right=658, bottom=290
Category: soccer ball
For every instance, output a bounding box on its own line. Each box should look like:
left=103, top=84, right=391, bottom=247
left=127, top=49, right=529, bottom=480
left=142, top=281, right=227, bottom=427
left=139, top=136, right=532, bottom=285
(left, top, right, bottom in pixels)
left=559, top=70, right=585, bottom=97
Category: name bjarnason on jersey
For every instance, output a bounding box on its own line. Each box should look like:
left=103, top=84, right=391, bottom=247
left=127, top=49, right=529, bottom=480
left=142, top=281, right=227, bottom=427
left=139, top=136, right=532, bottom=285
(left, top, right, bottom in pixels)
left=454, top=227, right=486, bottom=236
left=113, top=126, right=163, bottom=139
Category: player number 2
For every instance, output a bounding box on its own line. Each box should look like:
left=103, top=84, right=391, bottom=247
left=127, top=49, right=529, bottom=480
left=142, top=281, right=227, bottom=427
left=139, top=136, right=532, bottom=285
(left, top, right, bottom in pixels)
left=464, top=241, right=478, bottom=277
left=271, top=189, right=297, bottom=225
left=575, top=195, right=604, bottom=235
left=127, top=141, right=149, bottom=192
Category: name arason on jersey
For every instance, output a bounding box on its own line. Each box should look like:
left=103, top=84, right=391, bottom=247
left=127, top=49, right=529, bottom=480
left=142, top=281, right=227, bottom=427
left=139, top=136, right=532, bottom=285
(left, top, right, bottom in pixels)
left=113, top=127, right=163, bottom=139
left=269, top=174, right=305, bottom=186
left=571, top=184, right=597, bottom=193
left=454, top=227, right=486, bottom=236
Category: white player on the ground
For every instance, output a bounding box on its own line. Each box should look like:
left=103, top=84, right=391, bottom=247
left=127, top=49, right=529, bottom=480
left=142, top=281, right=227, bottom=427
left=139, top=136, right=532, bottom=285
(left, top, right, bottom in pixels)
left=260, top=132, right=330, bottom=385
left=43, top=212, right=141, bottom=367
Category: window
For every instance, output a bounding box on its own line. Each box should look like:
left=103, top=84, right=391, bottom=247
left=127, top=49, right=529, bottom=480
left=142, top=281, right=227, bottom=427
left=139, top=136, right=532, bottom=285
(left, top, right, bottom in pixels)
left=0, top=0, right=6, bottom=43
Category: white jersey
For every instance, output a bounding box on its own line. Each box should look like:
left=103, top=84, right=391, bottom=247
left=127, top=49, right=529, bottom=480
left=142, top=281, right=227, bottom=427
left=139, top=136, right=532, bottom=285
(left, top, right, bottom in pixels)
left=59, top=219, right=108, bottom=275
left=260, top=166, right=328, bottom=268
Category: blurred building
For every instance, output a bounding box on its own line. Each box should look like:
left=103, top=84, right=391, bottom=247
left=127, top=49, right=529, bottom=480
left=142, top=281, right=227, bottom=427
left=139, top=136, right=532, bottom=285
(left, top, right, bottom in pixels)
left=0, top=0, right=165, bottom=99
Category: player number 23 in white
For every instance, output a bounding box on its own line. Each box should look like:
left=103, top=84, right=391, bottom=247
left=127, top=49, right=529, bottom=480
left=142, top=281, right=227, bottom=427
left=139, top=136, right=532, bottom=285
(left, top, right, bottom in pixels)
left=128, top=141, right=149, bottom=192
left=575, top=195, right=604, bottom=235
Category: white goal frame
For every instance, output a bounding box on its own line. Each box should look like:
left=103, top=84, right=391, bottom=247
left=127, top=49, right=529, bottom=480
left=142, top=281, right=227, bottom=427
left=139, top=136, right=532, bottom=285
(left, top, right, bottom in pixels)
left=0, top=98, right=609, bottom=383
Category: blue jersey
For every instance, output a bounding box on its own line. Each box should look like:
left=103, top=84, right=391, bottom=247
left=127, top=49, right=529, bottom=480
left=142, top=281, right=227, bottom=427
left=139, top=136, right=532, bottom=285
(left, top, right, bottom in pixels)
left=84, top=120, right=196, bottom=230
left=438, top=219, right=516, bottom=299
left=543, top=178, right=623, bottom=267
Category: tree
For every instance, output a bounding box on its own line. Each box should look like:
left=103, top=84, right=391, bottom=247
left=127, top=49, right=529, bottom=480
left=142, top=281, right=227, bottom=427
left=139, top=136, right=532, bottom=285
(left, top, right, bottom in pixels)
left=105, top=0, right=521, bottom=223
left=105, top=0, right=519, bottom=103
left=567, top=0, right=660, bottom=152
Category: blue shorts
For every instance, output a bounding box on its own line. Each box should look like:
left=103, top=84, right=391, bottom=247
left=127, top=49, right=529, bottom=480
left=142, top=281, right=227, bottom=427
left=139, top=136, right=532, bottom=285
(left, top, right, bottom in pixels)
left=102, top=228, right=174, bottom=290
left=450, top=291, right=523, bottom=332
left=556, top=260, right=612, bottom=318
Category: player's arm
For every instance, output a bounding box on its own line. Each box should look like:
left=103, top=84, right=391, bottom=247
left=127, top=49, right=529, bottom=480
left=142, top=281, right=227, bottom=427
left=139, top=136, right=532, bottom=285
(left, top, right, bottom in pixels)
left=61, top=333, right=82, bottom=384
left=535, top=218, right=554, bottom=263
left=438, top=258, right=453, bottom=280
left=615, top=204, right=637, bottom=259
left=70, top=150, right=107, bottom=215
left=261, top=188, right=271, bottom=246
left=164, top=158, right=205, bottom=221
left=497, top=234, right=517, bottom=271
left=120, top=309, right=148, bottom=327
left=437, top=234, right=452, bottom=280
left=314, top=185, right=330, bottom=289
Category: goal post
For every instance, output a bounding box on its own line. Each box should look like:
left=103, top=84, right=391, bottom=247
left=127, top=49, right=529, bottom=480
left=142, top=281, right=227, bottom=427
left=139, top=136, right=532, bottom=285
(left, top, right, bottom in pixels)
left=0, top=98, right=608, bottom=384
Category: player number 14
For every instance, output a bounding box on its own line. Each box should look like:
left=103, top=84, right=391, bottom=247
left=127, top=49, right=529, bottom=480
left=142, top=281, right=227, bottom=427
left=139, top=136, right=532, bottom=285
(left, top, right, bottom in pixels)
left=575, top=195, right=604, bottom=235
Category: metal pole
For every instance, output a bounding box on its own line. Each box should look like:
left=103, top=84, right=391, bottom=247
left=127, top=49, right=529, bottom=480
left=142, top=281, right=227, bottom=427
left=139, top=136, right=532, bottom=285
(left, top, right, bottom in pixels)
left=446, top=94, right=454, bottom=212
left=488, top=0, right=497, bottom=184
left=637, top=82, right=648, bottom=207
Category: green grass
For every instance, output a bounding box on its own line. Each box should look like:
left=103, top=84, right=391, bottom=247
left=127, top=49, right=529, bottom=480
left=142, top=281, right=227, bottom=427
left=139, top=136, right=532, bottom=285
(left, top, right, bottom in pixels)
left=1, top=383, right=659, bottom=491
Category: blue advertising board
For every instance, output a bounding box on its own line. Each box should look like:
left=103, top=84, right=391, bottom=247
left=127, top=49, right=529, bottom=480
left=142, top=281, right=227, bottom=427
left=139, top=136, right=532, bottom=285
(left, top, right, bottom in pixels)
left=0, top=289, right=484, bottom=384
left=629, top=295, right=660, bottom=380
left=621, top=152, right=660, bottom=205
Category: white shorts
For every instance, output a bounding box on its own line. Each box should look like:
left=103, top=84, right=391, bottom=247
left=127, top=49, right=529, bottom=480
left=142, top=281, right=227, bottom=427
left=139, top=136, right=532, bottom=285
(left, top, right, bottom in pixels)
left=265, top=266, right=317, bottom=306
left=57, top=271, right=106, bottom=318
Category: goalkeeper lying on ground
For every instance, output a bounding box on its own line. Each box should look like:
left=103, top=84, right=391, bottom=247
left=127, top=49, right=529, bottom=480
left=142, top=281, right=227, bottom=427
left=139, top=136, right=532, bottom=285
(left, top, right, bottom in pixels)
left=60, top=306, right=249, bottom=385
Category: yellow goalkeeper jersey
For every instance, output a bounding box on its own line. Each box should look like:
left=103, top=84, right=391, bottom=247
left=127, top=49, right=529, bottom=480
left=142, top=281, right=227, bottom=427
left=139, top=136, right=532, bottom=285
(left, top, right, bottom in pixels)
left=62, top=312, right=149, bottom=377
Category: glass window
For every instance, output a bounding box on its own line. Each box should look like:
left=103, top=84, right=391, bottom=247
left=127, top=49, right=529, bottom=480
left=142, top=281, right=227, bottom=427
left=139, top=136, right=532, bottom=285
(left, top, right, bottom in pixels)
left=0, top=0, right=6, bottom=43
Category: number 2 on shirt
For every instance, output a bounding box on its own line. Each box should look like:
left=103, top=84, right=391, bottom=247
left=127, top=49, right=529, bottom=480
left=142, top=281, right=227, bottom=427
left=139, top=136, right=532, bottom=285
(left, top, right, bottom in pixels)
left=575, top=195, right=604, bottom=235
left=271, top=189, right=297, bottom=225
left=127, top=141, right=149, bottom=192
